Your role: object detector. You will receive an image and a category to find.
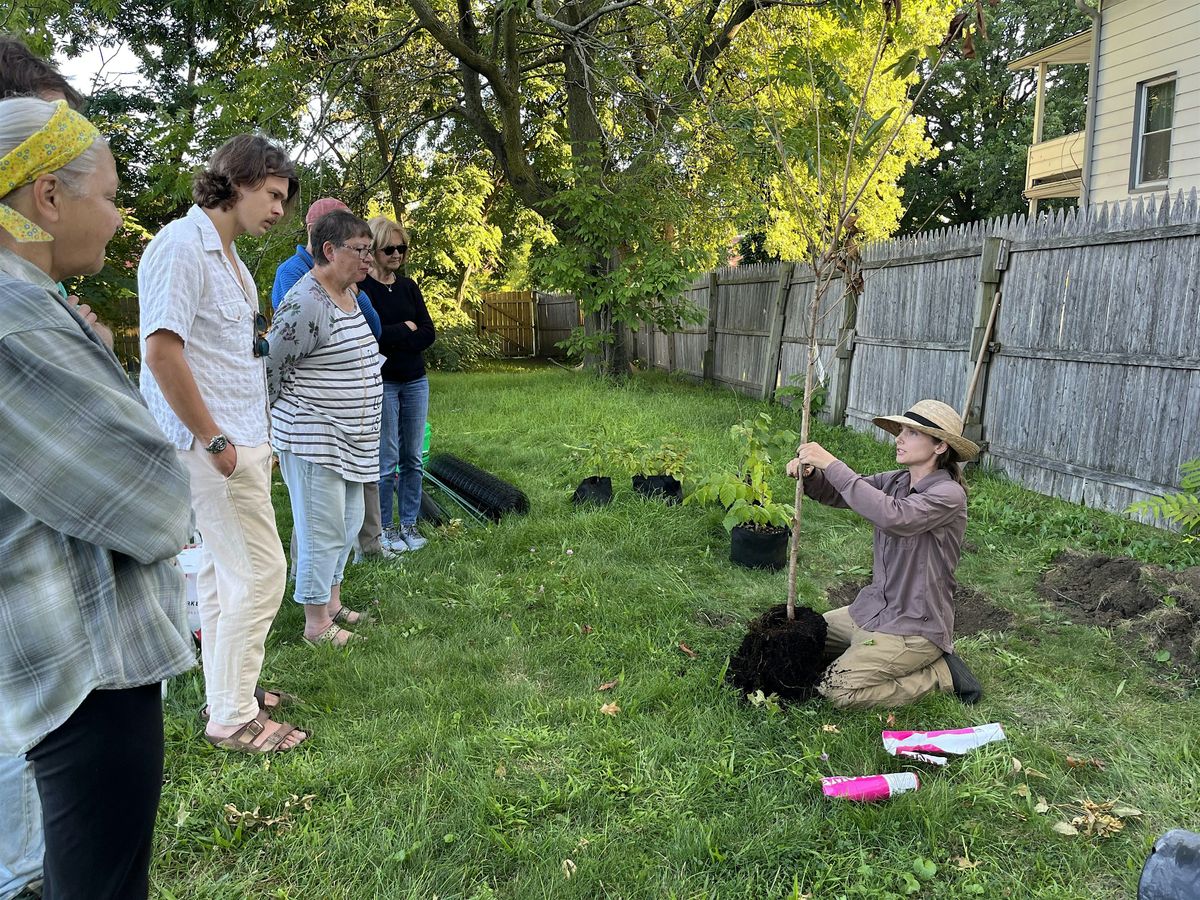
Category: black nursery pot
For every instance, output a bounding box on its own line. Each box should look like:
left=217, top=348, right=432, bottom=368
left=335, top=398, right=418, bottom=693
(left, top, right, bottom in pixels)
left=631, top=474, right=683, bottom=505
left=730, top=523, right=790, bottom=570
left=572, top=476, right=613, bottom=506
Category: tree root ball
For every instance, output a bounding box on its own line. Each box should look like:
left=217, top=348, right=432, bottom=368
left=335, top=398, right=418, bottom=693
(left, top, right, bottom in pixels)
left=727, top=604, right=828, bottom=701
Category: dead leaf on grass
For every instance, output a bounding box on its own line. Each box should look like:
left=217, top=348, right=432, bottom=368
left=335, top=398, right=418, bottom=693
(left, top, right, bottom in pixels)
left=1051, top=822, right=1080, bottom=837
left=1013, top=784, right=1030, bottom=798
left=562, top=859, right=577, bottom=879
left=1065, top=755, right=1105, bottom=770
left=886, top=713, right=897, bottom=726
left=821, top=724, right=841, bottom=734
left=1112, top=805, right=1143, bottom=819
left=495, top=762, right=507, bottom=777
left=600, top=702, right=621, bottom=716
left=1011, top=757, right=1023, bottom=774
left=678, top=641, right=698, bottom=659
left=1025, top=768, right=1050, bottom=779
left=580, top=624, right=593, bottom=634
left=1071, top=800, right=1125, bottom=838
left=597, top=678, right=620, bottom=692
left=1034, top=797, right=1050, bottom=815
left=953, top=856, right=980, bottom=870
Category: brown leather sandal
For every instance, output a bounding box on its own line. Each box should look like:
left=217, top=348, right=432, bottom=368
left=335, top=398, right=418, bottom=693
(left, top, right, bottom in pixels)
left=203, top=709, right=309, bottom=754
left=199, top=685, right=300, bottom=722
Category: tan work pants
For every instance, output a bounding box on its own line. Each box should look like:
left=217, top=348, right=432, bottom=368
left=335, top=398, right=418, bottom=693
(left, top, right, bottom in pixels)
left=819, top=607, right=953, bottom=709
left=182, top=442, right=287, bottom=726
left=357, top=480, right=384, bottom=554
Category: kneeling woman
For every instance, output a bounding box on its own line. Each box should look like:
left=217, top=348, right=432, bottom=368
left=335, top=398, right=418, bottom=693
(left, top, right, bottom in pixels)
left=787, top=400, right=982, bottom=709
left=267, top=211, right=382, bottom=646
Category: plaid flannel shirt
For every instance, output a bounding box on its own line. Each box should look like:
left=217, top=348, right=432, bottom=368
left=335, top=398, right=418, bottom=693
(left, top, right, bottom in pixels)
left=0, top=248, right=196, bottom=755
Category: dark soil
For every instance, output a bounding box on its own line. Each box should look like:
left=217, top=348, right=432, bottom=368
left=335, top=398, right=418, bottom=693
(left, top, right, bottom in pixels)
left=1038, top=550, right=1200, bottom=671
left=825, top=580, right=1015, bottom=636
left=727, top=604, right=828, bottom=701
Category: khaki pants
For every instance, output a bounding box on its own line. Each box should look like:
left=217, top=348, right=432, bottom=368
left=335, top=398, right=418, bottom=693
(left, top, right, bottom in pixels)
left=357, top=480, right=383, bottom=554
left=819, top=607, right=953, bottom=709
left=182, top=442, right=286, bottom=726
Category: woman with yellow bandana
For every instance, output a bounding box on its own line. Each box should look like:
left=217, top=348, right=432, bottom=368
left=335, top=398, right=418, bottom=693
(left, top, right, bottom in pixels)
left=0, top=98, right=196, bottom=899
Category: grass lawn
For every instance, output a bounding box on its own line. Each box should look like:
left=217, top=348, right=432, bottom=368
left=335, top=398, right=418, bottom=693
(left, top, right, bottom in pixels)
left=157, top=362, right=1200, bottom=899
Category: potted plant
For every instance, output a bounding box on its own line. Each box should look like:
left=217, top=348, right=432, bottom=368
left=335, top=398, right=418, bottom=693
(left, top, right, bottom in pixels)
left=632, top=437, right=690, bottom=504
left=685, top=413, right=797, bottom=570
left=565, top=430, right=646, bottom=505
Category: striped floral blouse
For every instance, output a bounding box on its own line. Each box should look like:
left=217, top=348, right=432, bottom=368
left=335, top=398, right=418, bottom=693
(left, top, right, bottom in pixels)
left=266, top=271, right=384, bottom=482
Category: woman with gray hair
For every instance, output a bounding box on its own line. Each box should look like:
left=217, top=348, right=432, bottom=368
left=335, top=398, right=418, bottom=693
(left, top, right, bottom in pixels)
left=267, top=210, right=383, bottom=647
left=0, top=97, right=195, bottom=898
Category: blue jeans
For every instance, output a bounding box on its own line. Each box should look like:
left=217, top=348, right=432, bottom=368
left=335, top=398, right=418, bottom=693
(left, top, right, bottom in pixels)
left=0, top=755, right=42, bottom=900
left=379, top=377, right=429, bottom=527
left=278, top=450, right=365, bottom=605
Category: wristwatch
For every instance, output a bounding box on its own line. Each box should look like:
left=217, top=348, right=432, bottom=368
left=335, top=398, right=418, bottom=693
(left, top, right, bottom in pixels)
left=204, top=434, right=229, bottom=454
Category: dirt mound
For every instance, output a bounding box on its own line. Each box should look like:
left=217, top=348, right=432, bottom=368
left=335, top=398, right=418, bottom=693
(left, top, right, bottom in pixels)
left=1039, top=550, right=1200, bottom=671
left=826, top=580, right=1015, bottom=636
left=727, top=604, right=828, bottom=701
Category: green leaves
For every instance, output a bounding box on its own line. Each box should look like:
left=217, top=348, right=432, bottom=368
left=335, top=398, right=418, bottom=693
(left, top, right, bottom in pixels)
left=1127, top=458, right=1200, bottom=532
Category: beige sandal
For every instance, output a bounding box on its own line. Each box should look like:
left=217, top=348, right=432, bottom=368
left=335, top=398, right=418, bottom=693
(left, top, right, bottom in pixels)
left=303, top=622, right=364, bottom=647
left=331, top=606, right=372, bottom=627
left=204, top=709, right=308, bottom=754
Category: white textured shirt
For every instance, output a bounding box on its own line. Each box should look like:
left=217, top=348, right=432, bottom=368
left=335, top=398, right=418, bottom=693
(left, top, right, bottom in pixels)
left=138, top=205, right=270, bottom=449
left=266, top=272, right=384, bottom=482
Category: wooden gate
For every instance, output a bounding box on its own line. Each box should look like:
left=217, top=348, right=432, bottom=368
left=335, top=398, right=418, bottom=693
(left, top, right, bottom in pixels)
left=477, top=291, right=535, bottom=356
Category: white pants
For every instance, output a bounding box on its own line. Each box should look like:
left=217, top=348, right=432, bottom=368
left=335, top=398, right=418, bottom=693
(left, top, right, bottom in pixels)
left=181, top=442, right=286, bottom=726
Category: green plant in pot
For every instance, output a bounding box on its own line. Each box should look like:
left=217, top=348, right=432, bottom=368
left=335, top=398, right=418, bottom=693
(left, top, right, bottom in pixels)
left=565, top=429, right=634, bottom=506
left=685, top=413, right=797, bottom=569
left=632, top=436, right=690, bottom=504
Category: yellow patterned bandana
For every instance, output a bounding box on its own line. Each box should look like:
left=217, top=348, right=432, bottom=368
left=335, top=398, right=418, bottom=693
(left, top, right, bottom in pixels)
left=0, top=100, right=101, bottom=243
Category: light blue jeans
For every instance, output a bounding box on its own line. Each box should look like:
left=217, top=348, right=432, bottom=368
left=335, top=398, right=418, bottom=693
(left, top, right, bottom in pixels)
left=379, top=377, right=429, bottom=527
left=0, top=755, right=42, bottom=900
left=278, top=450, right=365, bottom=605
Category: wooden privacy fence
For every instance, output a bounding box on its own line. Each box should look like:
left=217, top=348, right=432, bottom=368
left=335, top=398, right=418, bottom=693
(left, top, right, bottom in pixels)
left=477, top=291, right=581, bottom=358
left=633, top=189, right=1200, bottom=519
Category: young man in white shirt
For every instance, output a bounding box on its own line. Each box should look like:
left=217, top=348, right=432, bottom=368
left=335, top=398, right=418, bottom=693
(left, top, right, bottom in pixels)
left=139, top=135, right=308, bottom=753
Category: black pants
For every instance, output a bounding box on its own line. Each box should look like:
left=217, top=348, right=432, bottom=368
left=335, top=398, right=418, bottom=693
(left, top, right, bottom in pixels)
left=26, top=684, right=164, bottom=900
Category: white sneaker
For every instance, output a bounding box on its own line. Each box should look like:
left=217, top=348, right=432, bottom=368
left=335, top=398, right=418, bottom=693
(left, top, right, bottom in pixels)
left=382, top=526, right=410, bottom=553
left=400, top=523, right=428, bottom=551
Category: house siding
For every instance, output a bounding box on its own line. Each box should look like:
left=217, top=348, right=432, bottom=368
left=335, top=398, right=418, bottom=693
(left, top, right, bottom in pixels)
left=1089, top=0, right=1200, bottom=203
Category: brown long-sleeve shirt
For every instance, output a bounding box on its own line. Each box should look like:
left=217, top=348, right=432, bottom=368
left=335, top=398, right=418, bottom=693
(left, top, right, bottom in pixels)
left=805, top=460, right=966, bottom=652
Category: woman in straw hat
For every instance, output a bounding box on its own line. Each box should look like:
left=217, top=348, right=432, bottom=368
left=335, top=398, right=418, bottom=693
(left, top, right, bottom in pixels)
left=0, top=97, right=195, bottom=898
left=787, top=399, right=983, bottom=708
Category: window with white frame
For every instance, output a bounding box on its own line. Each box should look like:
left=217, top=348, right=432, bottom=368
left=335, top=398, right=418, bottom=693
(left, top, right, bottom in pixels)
left=1133, top=75, right=1175, bottom=188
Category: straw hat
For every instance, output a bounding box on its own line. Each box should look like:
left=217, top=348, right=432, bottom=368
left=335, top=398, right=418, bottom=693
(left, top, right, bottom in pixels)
left=873, top=399, right=980, bottom=461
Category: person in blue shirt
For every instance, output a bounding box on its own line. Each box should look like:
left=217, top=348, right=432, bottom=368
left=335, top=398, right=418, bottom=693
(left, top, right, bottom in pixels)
left=271, top=197, right=381, bottom=338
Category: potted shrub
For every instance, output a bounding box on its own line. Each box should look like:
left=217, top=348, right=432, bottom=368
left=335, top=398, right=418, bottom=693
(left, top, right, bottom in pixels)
left=632, top=437, right=690, bottom=504
left=565, top=430, right=646, bottom=506
left=685, top=413, right=797, bottom=570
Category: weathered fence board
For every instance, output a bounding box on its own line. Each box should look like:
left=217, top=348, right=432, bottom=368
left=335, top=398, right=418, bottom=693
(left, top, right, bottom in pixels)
left=534, top=293, right=580, bottom=357
left=632, top=187, right=1200, bottom=521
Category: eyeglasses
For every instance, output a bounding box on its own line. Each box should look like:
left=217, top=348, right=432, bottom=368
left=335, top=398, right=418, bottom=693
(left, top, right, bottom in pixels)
left=380, top=244, right=408, bottom=256
left=253, top=312, right=269, bottom=358
left=340, top=243, right=374, bottom=259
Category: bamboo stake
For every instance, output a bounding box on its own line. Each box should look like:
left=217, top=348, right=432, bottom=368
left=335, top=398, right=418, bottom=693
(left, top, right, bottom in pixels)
left=961, top=290, right=1001, bottom=422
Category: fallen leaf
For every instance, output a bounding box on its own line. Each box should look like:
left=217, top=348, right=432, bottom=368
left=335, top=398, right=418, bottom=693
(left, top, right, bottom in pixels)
left=953, top=856, right=980, bottom=870
left=495, top=763, right=507, bottom=777
left=1011, top=757, right=1023, bottom=774
left=1051, top=822, right=1079, bottom=836
left=1034, top=797, right=1050, bottom=815
left=821, top=724, right=841, bottom=734
left=599, top=702, right=621, bottom=716
left=886, top=713, right=897, bottom=726
left=678, top=641, right=698, bottom=659
left=175, top=799, right=189, bottom=827
left=1065, top=755, right=1105, bottom=770
left=576, top=837, right=591, bottom=850
left=1112, top=806, right=1143, bottom=819
left=1013, top=784, right=1030, bottom=798
left=580, top=624, right=593, bottom=634
left=562, top=859, right=577, bottom=879
left=597, top=679, right=620, bottom=692
left=1025, top=768, right=1050, bottom=779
